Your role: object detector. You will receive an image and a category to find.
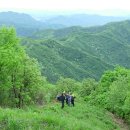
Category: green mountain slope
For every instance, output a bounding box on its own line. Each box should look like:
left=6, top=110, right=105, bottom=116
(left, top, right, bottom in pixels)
left=23, top=20, right=130, bottom=83
left=23, top=39, right=112, bottom=82
left=31, top=20, right=130, bottom=66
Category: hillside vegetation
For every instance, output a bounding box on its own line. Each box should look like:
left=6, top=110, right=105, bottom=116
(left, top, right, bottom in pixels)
left=0, top=102, right=120, bottom=130
left=22, top=20, right=130, bottom=83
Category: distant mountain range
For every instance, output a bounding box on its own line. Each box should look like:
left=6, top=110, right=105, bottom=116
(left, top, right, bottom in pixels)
left=43, top=14, right=130, bottom=27
left=22, top=20, right=130, bottom=82
left=0, top=11, right=64, bottom=36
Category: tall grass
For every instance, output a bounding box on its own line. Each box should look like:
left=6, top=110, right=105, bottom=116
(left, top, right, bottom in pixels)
left=0, top=101, right=120, bottom=130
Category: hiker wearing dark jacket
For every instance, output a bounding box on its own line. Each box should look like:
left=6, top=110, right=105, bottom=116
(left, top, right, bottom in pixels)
left=71, top=94, right=75, bottom=107
left=60, top=93, right=65, bottom=109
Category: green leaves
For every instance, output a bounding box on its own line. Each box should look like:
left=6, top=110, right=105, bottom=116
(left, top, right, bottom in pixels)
left=87, top=67, right=130, bottom=123
left=0, top=27, right=46, bottom=108
left=80, top=78, right=98, bottom=97
left=56, top=77, right=80, bottom=93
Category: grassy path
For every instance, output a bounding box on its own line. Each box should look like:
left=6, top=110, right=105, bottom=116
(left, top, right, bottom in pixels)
left=1, top=100, right=129, bottom=130
left=0, top=101, right=122, bottom=130
left=108, top=112, right=129, bottom=130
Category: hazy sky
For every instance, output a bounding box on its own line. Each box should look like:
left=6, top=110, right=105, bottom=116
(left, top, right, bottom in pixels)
left=0, top=0, right=130, bottom=16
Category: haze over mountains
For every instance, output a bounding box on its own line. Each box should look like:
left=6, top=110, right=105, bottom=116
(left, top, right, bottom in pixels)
left=1, top=11, right=130, bottom=82
left=0, top=11, right=64, bottom=36
left=0, top=11, right=130, bottom=35
left=43, top=14, right=129, bottom=27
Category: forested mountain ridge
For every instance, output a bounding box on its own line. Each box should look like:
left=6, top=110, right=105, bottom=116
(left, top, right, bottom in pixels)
left=30, top=20, right=130, bottom=42
left=23, top=38, right=112, bottom=82
left=22, top=20, right=130, bottom=82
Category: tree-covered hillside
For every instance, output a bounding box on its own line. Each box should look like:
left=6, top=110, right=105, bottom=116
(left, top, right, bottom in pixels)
left=22, top=20, right=130, bottom=83
left=22, top=39, right=112, bottom=82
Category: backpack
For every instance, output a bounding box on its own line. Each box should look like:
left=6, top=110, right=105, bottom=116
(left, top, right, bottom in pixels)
left=56, top=95, right=61, bottom=101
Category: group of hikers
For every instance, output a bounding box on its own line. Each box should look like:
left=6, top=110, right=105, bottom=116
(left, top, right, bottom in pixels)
left=56, top=91, right=75, bottom=108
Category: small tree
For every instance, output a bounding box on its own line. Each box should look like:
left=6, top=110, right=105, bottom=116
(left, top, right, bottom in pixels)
left=56, top=77, right=80, bottom=93
left=80, top=78, right=98, bottom=97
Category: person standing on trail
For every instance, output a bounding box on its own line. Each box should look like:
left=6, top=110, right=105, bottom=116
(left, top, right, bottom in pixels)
left=71, top=94, right=75, bottom=107
left=60, top=93, right=65, bottom=109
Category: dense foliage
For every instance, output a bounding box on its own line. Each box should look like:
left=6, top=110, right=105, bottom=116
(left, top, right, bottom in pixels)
left=0, top=27, right=48, bottom=108
left=85, top=67, right=130, bottom=124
